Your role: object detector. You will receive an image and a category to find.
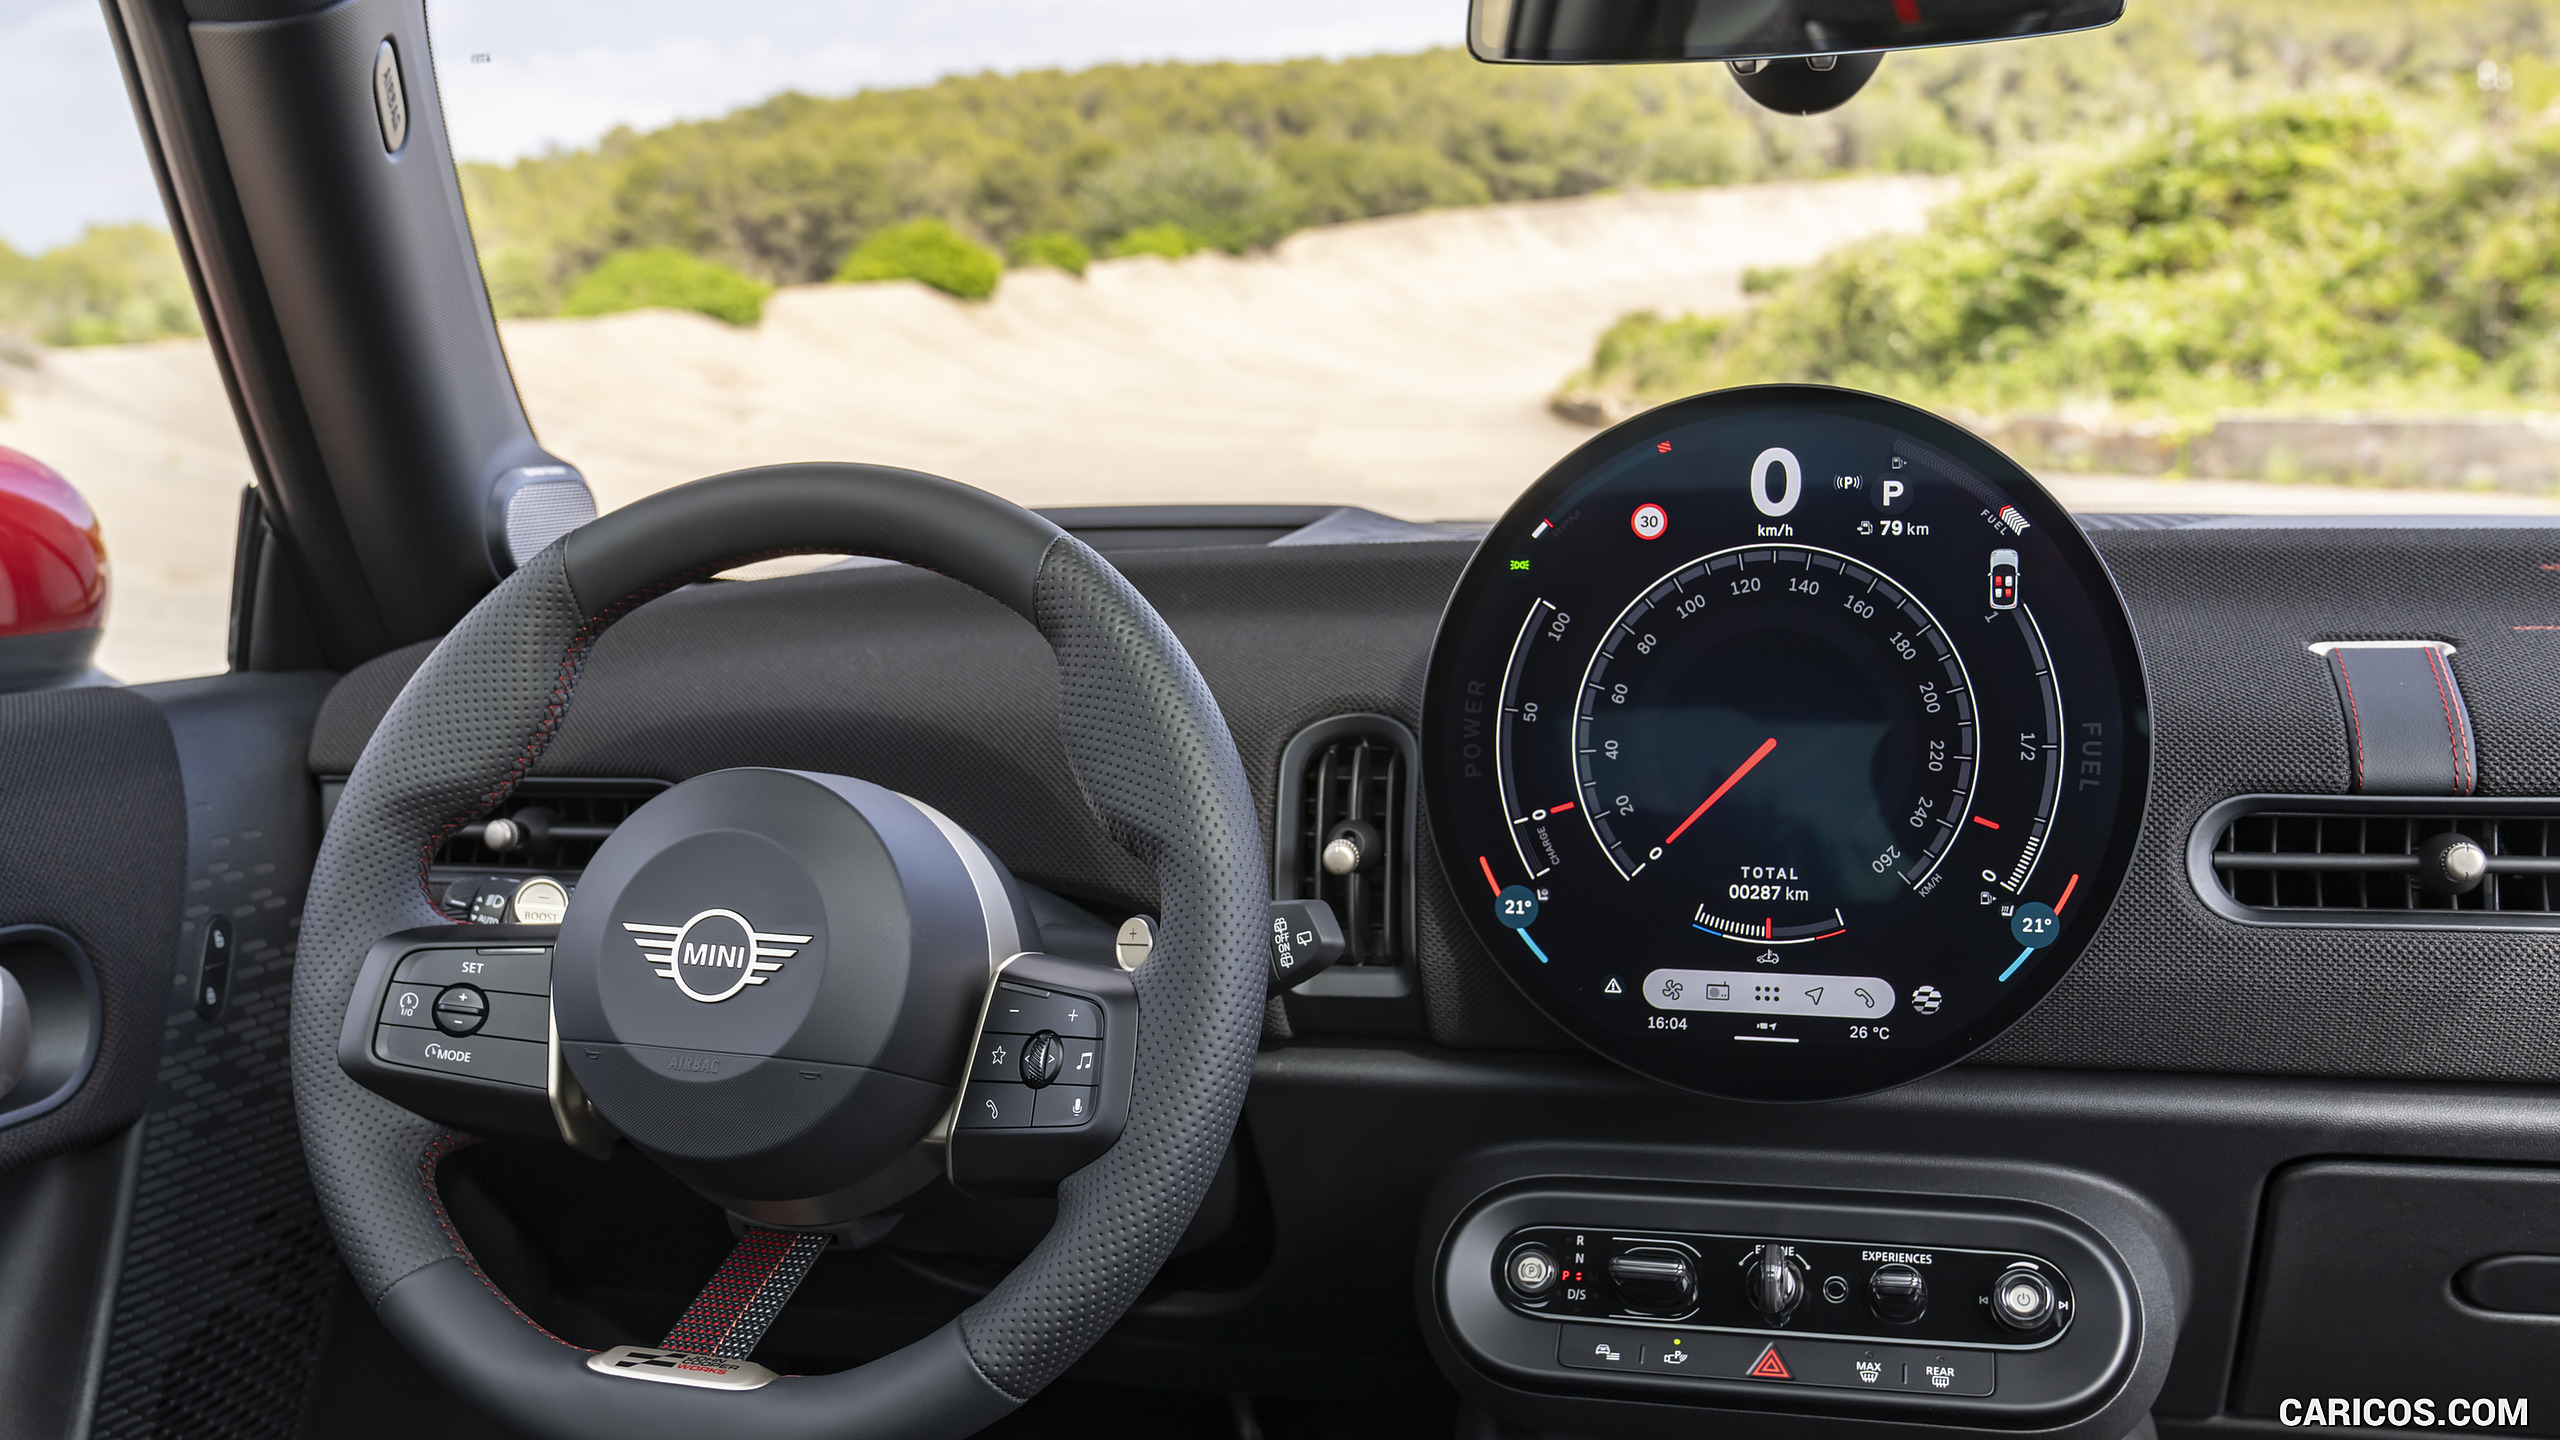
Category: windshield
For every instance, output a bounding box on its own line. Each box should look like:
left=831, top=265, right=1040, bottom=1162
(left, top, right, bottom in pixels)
left=6, top=0, right=2560, bottom=683
left=419, top=0, right=2560, bottom=527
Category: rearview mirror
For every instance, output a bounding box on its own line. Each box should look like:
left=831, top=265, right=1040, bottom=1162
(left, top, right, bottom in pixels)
left=1467, top=0, right=2123, bottom=65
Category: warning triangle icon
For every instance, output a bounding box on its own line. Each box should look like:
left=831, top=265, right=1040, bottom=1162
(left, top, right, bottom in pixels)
left=1603, top=978, right=1623, bottom=994
left=1748, top=1344, right=1792, bottom=1380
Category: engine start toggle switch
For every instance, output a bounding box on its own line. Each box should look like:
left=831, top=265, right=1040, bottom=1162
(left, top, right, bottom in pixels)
left=1494, top=1225, right=2070, bottom=1349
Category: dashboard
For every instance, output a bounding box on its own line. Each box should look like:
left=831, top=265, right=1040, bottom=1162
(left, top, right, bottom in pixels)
left=288, top=392, right=2560, bottom=1440
left=1422, top=387, right=2148, bottom=1100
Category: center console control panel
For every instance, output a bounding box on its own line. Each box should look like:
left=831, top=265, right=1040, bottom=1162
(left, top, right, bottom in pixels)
left=1500, top=1226, right=2072, bottom=1347
left=1432, top=1177, right=2153, bottom=1429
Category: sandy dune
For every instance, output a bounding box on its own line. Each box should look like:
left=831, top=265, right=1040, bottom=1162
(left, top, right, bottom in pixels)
left=6, top=174, right=2556, bottom=683
left=506, top=175, right=1958, bottom=518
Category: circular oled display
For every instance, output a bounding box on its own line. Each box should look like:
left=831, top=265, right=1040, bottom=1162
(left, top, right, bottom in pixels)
left=1421, top=387, right=2149, bottom=1100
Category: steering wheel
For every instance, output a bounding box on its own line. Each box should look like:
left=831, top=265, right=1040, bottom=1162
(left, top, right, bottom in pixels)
left=291, top=465, right=1269, bottom=1438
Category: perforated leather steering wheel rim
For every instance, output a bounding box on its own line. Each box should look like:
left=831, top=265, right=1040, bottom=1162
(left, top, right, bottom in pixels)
left=291, top=464, right=1269, bottom=1439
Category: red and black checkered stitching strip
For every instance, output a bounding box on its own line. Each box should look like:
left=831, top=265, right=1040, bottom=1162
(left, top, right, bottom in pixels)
left=661, top=1226, right=831, bottom=1359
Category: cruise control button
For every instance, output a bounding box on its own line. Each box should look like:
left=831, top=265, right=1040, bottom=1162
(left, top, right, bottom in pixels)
left=959, top=1082, right=1033, bottom=1129
left=983, top=985, right=1102, bottom=1039
left=373, top=1025, right=547, bottom=1088
left=394, top=948, right=552, bottom=994
left=1555, top=1327, right=1649, bottom=1372
left=433, top=985, right=489, bottom=1035
left=1032, top=1085, right=1095, bottom=1127
left=381, top=983, right=438, bottom=1029
left=473, top=990, right=552, bottom=1044
left=970, top=1033, right=1029, bottom=1083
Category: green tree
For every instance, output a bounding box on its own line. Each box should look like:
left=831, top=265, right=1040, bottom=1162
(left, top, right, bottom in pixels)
left=1077, top=135, right=1296, bottom=252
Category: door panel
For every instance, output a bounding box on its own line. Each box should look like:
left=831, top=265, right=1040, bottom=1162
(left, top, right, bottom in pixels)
left=83, top=673, right=338, bottom=1440
left=0, top=687, right=188, bottom=1437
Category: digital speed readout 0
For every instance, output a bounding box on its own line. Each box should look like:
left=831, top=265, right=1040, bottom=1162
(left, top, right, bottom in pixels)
left=1422, top=387, right=2149, bottom=1101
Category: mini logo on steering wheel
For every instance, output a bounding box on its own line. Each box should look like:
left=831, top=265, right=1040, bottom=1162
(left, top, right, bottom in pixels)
left=622, top=909, right=812, bottom=1003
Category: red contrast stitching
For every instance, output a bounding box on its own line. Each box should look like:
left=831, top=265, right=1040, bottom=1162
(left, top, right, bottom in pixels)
left=664, top=1230, right=791, bottom=1353
left=411, top=548, right=810, bottom=916
left=2424, top=649, right=2474, bottom=795
left=416, top=1131, right=590, bottom=1352
left=2332, top=652, right=2367, bottom=792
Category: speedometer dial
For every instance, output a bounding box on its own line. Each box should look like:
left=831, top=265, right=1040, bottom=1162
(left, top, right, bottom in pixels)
left=1426, top=387, right=2147, bottom=1101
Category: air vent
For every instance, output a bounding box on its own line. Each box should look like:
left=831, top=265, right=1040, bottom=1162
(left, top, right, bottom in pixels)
left=1275, top=715, right=1418, bottom=968
left=2192, top=795, right=2560, bottom=929
left=430, top=778, right=669, bottom=879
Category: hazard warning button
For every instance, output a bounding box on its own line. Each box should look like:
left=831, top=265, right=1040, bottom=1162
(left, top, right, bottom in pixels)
left=1748, top=1344, right=1793, bottom=1380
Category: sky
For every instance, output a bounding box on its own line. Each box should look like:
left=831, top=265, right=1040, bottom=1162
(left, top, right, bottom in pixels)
left=0, top=0, right=1463, bottom=253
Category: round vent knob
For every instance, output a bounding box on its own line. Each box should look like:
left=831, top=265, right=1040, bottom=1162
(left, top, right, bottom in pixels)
left=2419, top=832, right=2488, bottom=896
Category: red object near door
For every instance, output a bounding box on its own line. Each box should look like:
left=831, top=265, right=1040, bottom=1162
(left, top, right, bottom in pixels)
left=0, top=445, right=109, bottom=688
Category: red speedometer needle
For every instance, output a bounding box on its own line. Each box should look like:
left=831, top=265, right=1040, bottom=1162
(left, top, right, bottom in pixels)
left=1665, top=737, right=1777, bottom=845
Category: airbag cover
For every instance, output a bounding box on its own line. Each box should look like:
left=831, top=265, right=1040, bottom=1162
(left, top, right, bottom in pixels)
left=555, top=768, right=992, bottom=1197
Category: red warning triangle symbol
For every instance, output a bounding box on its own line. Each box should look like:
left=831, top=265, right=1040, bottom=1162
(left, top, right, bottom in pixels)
left=1748, top=1344, right=1792, bottom=1380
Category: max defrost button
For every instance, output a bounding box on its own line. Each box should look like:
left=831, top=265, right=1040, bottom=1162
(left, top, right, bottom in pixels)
left=960, top=1082, right=1032, bottom=1129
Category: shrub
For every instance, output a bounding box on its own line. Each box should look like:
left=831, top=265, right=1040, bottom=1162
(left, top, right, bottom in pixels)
left=559, top=247, right=771, bottom=324
left=1008, top=230, right=1091, bottom=275
left=0, top=225, right=201, bottom=347
left=835, top=219, right=1003, bottom=299
left=1104, top=224, right=1210, bottom=260
left=1566, top=98, right=2560, bottom=417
